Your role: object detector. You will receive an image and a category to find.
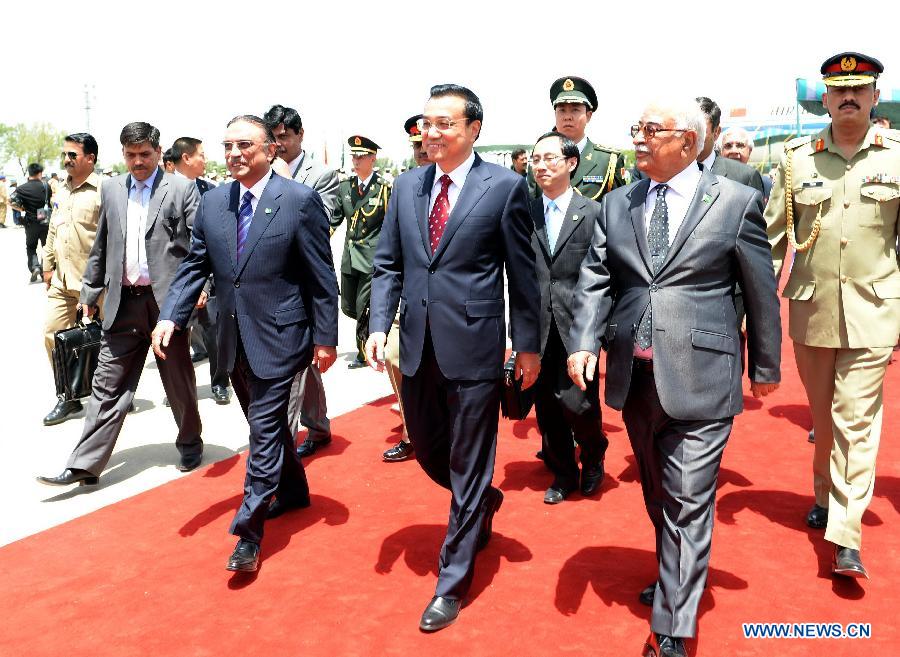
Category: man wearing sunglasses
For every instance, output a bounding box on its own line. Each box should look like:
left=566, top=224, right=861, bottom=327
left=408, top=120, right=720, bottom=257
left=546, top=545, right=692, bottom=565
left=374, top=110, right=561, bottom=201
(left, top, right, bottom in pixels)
left=41, top=134, right=102, bottom=426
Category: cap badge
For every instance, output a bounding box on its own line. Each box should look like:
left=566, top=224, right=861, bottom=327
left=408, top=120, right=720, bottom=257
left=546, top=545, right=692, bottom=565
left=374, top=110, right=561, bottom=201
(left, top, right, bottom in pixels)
left=354, top=137, right=362, bottom=146
left=841, top=56, right=857, bottom=72
left=563, top=78, right=575, bottom=91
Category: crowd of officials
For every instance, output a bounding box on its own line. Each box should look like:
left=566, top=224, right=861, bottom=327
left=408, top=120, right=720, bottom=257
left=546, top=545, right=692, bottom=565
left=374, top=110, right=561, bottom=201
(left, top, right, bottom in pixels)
left=5, top=49, right=897, bottom=657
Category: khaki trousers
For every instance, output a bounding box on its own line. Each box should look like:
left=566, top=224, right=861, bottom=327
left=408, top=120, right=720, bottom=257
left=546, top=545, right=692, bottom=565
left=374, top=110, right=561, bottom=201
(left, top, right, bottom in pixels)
left=44, top=286, right=81, bottom=364
left=385, top=316, right=408, bottom=439
left=794, top=343, right=892, bottom=549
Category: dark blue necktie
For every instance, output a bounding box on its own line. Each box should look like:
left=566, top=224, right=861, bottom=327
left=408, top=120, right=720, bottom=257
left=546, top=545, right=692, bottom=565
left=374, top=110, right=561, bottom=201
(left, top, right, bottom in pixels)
left=236, top=191, right=253, bottom=261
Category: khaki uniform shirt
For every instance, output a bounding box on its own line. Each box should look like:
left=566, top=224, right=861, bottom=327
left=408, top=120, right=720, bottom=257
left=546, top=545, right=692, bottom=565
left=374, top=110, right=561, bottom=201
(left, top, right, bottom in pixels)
left=43, top=172, right=102, bottom=292
left=766, top=125, right=900, bottom=348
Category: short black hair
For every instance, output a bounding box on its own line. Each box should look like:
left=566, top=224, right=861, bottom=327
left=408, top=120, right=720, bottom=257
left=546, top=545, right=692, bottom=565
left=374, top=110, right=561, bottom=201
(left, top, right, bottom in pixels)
left=264, top=104, right=302, bottom=134
left=227, top=115, right=276, bottom=143
left=27, top=162, right=44, bottom=177
left=120, top=121, right=161, bottom=148
left=511, top=148, right=526, bottom=159
left=429, top=83, right=484, bottom=123
left=162, top=148, right=176, bottom=165
left=171, top=137, right=202, bottom=163
left=534, top=130, right=580, bottom=179
left=695, top=97, right=722, bottom=131
left=64, top=133, right=99, bottom=160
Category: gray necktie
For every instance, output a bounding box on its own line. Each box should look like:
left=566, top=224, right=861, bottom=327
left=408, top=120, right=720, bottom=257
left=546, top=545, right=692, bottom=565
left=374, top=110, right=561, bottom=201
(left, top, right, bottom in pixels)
left=636, top=184, right=669, bottom=349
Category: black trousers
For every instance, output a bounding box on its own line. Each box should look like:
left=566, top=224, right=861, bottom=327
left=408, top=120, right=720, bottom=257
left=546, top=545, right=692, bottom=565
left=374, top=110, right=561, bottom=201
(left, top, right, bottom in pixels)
left=24, top=219, right=48, bottom=272
left=401, top=327, right=501, bottom=600
left=534, top=320, right=608, bottom=491
left=229, top=337, right=309, bottom=544
left=622, top=363, right=732, bottom=639
left=190, top=301, right=229, bottom=388
left=340, top=269, right=371, bottom=358
left=67, top=288, right=202, bottom=475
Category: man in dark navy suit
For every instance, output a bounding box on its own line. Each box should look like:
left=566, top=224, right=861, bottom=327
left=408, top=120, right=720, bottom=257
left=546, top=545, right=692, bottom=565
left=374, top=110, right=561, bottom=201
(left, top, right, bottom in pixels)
left=366, top=84, right=541, bottom=631
left=153, top=115, right=339, bottom=572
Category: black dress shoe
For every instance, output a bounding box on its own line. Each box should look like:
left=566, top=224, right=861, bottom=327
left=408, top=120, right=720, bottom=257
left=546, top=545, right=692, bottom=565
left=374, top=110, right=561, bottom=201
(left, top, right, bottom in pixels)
left=535, top=450, right=545, bottom=461
left=226, top=539, right=260, bottom=572
left=543, top=485, right=573, bottom=505
left=190, top=351, right=208, bottom=363
left=639, top=582, right=657, bottom=607
left=383, top=440, right=414, bottom=462
left=580, top=461, right=605, bottom=496
left=832, top=546, right=868, bottom=579
left=419, top=596, right=460, bottom=632
left=36, top=468, right=98, bottom=487
left=30, top=268, right=41, bottom=283
left=477, top=487, right=504, bottom=551
left=808, top=429, right=815, bottom=443
left=43, top=398, right=83, bottom=426
left=177, top=452, right=203, bottom=472
left=296, top=435, right=332, bottom=458
left=643, top=632, right=687, bottom=657
left=347, top=358, right=367, bottom=369
left=806, top=504, right=828, bottom=529
left=267, top=496, right=311, bottom=519
left=211, top=385, right=231, bottom=405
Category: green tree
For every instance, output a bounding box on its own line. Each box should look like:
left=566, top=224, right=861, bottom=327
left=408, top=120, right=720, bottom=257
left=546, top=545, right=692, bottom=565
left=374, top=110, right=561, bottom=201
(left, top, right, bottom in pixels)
left=0, top=122, right=67, bottom=175
left=205, top=159, right=227, bottom=178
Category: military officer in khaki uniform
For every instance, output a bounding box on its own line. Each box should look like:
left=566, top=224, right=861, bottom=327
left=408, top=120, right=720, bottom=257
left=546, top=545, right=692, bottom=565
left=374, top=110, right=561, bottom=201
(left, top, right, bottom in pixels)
left=42, top=133, right=102, bottom=426
left=331, top=135, right=392, bottom=368
left=766, top=52, right=900, bottom=579
left=527, top=76, right=626, bottom=201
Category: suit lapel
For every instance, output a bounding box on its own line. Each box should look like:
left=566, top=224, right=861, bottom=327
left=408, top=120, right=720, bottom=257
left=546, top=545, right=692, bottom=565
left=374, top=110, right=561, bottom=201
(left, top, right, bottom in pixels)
left=551, top=193, right=587, bottom=258
left=416, top=165, right=435, bottom=256
left=530, top=197, right=551, bottom=259
left=224, top=181, right=239, bottom=275
left=628, top=179, right=653, bottom=273
left=656, top=170, right=719, bottom=277
left=237, top=174, right=281, bottom=277
left=145, top=168, right=167, bottom=236
left=118, top=175, right=130, bottom=239
left=432, top=155, right=490, bottom=263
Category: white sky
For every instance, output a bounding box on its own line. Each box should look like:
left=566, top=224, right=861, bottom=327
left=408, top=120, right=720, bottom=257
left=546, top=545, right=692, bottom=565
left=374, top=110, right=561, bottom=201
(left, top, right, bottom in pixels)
left=3, top=0, right=897, bottom=173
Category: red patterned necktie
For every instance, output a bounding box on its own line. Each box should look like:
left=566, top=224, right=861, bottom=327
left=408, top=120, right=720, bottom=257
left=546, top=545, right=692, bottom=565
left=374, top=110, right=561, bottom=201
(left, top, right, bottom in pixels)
left=428, top=174, right=452, bottom=253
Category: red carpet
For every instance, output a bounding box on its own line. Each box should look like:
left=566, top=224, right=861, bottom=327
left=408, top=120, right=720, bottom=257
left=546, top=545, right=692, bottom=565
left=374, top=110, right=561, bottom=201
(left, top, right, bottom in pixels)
left=4, top=317, right=898, bottom=656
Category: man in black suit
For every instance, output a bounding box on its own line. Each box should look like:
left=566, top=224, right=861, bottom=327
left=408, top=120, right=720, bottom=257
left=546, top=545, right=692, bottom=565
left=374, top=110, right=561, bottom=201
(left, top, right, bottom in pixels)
left=37, top=122, right=205, bottom=488
left=153, top=115, right=339, bottom=572
left=695, top=97, right=764, bottom=194
left=366, top=84, right=540, bottom=631
left=568, top=100, right=781, bottom=657
left=529, top=131, right=607, bottom=504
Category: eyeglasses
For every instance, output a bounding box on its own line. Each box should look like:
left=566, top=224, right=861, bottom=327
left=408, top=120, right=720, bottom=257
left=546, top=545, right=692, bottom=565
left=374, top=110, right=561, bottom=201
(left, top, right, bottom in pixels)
left=61, top=151, right=80, bottom=160
left=421, top=118, right=469, bottom=133
left=530, top=154, right=568, bottom=167
left=630, top=123, right=686, bottom=139
left=222, top=140, right=262, bottom=152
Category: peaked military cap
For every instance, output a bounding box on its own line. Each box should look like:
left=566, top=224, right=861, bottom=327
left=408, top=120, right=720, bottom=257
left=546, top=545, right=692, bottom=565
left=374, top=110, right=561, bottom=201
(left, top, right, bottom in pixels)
left=404, top=115, right=423, bottom=143
left=550, top=76, right=597, bottom=111
left=821, top=52, right=883, bottom=87
left=348, top=135, right=379, bottom=155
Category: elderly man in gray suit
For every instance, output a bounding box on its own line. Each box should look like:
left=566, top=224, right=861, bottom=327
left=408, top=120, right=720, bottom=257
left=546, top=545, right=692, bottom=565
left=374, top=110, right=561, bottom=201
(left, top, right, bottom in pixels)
left=38, top=122, right=204, bottom=487
left=264, top=104, right=340, bottom=456
left=568, top=100, right=781, bottom=657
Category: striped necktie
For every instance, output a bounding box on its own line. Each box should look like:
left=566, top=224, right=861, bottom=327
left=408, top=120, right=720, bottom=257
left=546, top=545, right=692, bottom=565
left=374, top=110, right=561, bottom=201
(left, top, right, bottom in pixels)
left=635, top=184, right=669, bottom=350
left=236, top=190, right=253, bottom=261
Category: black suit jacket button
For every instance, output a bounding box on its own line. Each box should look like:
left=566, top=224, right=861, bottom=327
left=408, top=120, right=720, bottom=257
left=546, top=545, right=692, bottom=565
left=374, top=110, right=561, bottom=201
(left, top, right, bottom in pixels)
left=649, top=283, right=658, bottom=292
left=234, top=281, right=240, bottom=288
left=421, top=299, right=426, bottom=306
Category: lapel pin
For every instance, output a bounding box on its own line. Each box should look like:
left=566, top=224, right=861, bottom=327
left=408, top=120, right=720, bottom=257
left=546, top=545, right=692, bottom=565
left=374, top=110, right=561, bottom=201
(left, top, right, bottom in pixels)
left=702, top=193, right=713, bottom=204
left=265, top=208, right=272, bottom=214
left=572, top=214, right=579, bottom=221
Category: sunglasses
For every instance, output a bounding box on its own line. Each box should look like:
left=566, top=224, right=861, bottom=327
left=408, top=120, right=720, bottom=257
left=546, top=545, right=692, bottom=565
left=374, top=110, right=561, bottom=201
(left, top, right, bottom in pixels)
left=61, top=151, right=80, bottom=160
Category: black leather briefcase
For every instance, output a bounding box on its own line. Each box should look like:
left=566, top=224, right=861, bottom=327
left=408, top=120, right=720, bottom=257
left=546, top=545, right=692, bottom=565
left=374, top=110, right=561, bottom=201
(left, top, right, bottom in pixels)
left=500, top=352, right=535, bottom=420
left=51, top=310, right=103, bottom=401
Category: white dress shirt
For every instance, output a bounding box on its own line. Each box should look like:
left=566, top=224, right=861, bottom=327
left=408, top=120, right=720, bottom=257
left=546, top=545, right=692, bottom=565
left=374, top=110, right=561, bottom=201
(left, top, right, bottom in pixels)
left=357, top=172, right=374, bottom=191
left=644, top=162, right=702, bottom=245
left=123, top=167, right=159, bottom=285
left=288, top=151, right=305, bottom=178
left=428, top=149, right=476, bottom=215
left=699, top=151, right=716, bottom=173
left=542, top=186, right=574, bottom=252
left=239, top=169, right=273, bottom=217
left=576, top=136, right=588, bottom=155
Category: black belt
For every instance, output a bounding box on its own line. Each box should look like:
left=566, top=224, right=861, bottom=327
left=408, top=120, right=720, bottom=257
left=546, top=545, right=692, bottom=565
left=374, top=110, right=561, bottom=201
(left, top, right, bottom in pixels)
left=633, top=357, right=654, bottom=374
left=122, top=284, right=152, bottom=296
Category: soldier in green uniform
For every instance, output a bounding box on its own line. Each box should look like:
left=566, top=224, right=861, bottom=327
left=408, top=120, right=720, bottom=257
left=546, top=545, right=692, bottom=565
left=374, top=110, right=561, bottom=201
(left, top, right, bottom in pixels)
left=331, top=135, right=392, bottom=368
left=766, top=52, right=900, bottom=579
left=527, top=75, right=626, bottom=201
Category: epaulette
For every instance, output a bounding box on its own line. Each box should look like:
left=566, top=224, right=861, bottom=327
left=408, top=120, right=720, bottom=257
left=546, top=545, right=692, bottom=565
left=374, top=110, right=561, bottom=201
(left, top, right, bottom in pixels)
left=877, top=128, right=900, bottom=145
left=593, top=143, right=621, bottom=156
left=784, top=135, right=812, bottom=151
